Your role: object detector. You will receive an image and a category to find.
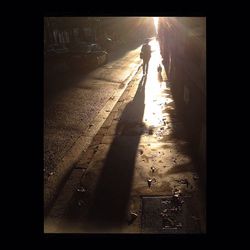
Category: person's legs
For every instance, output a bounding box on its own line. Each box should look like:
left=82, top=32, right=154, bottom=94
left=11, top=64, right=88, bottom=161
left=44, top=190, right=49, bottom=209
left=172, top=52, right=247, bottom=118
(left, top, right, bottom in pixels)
left=145, top=60, right=149, bottom=74
left=143, top=60, right=146, bottom=74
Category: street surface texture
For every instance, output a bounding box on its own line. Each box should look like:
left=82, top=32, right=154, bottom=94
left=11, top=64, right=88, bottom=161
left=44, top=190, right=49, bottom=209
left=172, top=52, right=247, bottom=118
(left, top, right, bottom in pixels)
left=44, top=39, right=206, bottom=233
left=44, top=44, right=142, bottom=212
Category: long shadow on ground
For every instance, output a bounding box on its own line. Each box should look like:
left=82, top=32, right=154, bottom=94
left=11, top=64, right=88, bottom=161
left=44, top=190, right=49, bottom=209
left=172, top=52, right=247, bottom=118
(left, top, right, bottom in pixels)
left=61, top=75, right=147, bottom=232
left=86, top=75, right=147, bottom=232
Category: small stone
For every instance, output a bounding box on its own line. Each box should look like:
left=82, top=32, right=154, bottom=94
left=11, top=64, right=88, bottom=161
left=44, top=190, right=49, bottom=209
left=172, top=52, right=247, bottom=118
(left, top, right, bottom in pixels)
left=127, top=212, right=138, bottom=224
left=77, top=200, right=84, bottom=207
left=193, top=174, right=199, bottom=180
left=161, top=212, right=169, bottom=218
left=147, top=179, right=152, bottom=187
left=173, top=188, right=181, bottom=196
left=169, top=207, right=178, bottom=212
left=162, top=200, right=171, bottom=205
left=76, top=186, right=86, bottom=193
left=176, top=222, right=182, bottom=229
left=130, top=212, right=138, bottom=219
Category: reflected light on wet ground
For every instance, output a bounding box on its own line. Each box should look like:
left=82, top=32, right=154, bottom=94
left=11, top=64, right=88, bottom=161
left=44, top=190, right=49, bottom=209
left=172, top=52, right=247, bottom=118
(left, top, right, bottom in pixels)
left=143, top=38, right=169, bottom=128
left=153, top=17, right=159, bottom=33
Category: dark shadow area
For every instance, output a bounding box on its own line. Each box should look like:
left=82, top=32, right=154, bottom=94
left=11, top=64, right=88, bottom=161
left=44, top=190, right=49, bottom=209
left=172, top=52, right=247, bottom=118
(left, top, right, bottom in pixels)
left=159, top=81, right=201, bottom=162
left=86, top=75, right=147, bottom=232
left=166, top=162, right=195, bottom=175
left=61, top=75, right=147, bottom=232
left=160, top=77, right=206, bottom=227
left=170, top=82, right=205, bottom=192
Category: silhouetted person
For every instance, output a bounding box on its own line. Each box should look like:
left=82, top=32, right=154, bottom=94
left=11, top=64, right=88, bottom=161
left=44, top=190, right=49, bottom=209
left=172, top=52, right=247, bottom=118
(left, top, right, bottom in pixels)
left=140, top=39, right=151, bottom=75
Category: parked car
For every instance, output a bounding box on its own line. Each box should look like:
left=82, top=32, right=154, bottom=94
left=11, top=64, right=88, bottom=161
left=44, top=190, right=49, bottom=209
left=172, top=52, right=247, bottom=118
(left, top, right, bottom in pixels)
left=68, top=42, right=108, bottom=71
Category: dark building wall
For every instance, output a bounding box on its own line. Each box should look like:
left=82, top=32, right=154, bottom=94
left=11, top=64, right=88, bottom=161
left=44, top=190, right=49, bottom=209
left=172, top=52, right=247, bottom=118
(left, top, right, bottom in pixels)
left=158, top=17, right=206, bottom=166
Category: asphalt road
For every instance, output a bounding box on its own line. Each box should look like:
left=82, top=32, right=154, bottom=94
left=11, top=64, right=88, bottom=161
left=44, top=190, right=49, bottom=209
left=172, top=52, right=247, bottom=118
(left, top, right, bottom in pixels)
left=44, top=44, right=142, bottom=212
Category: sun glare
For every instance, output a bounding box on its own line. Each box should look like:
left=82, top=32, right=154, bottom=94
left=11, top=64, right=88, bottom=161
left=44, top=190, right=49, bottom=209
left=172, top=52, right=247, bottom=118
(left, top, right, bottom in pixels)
left=142, top=38, right=170, bottom=128
left=153, top=17, right=159, bottom=33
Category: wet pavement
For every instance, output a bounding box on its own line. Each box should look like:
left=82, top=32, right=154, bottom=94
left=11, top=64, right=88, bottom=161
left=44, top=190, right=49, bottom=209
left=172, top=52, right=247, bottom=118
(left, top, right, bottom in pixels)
left=44, top=39, right=206, bottom=233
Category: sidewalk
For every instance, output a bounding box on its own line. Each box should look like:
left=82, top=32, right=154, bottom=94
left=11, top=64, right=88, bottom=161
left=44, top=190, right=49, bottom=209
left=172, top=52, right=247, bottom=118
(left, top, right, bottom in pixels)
left=44, top=39, right=206, bottom=233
